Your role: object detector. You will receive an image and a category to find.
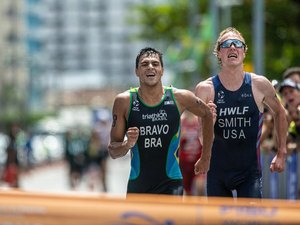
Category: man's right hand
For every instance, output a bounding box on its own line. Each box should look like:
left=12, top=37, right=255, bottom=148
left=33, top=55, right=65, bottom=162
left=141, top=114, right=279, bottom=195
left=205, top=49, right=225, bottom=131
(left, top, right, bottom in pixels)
left=126, top=127, right=139, bottom=148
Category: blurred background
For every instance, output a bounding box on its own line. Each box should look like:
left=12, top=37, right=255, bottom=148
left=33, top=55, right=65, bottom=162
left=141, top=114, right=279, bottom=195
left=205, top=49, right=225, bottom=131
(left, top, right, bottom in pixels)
left=0, top=0, right=299, bottom=198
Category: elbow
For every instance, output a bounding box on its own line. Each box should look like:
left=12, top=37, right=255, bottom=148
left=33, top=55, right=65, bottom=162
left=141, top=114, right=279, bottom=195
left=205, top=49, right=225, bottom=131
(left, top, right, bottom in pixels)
left=108, top=150, right=119, bottom=159
left=107, top=144, right=118, bottom=159
left=108, top=145, right=124, bottom=159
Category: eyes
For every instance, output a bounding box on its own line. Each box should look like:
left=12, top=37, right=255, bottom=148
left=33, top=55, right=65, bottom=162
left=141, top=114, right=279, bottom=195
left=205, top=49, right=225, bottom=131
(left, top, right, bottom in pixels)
left=219, top=39, right=246, bottom=49
left=140, top=61, right=160, bottom=68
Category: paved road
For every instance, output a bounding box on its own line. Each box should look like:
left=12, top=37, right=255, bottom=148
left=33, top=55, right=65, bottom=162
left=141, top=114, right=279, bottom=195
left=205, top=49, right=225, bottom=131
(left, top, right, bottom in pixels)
left=17, top=153, right=131, bottom=197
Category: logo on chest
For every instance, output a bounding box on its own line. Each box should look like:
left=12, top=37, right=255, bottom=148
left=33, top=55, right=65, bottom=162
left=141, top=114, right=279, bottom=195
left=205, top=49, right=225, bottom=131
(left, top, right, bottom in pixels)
left=217, top=90, right=225, bottom=104
left=241, top=93, right=252, bottom=98
left=142, top=109, right=168, bottom=122
left=132, top=99, right=140, bottom=111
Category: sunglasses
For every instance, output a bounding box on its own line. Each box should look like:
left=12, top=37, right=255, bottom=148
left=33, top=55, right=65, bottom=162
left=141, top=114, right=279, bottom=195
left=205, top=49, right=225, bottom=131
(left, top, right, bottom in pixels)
left=219, top=39, right=246, bottom=49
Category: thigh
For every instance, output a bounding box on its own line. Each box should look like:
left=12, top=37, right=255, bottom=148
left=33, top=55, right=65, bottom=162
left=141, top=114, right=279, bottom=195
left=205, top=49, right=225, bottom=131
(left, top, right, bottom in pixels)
left=236, top=176, right=262, bottom=198
left=207, top=173, right=233, bottom=197
left=179, top=161, right=195, bottom=194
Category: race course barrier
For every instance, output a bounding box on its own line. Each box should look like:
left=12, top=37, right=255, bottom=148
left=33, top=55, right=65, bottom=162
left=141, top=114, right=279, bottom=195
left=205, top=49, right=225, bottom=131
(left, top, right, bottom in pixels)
left=0, top=189, right=300, bottom=225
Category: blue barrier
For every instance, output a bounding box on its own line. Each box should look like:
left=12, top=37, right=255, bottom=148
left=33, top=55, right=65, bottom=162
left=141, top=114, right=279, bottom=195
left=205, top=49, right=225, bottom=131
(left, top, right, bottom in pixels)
left=261, top=150, right=299, bottom=199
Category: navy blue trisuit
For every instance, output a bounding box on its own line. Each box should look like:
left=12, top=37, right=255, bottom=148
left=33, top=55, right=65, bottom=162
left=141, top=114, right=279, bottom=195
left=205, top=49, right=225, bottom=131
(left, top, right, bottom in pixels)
left=207, top=72, right=263, bottom=198
left=126, top=86, right=183, bottom=195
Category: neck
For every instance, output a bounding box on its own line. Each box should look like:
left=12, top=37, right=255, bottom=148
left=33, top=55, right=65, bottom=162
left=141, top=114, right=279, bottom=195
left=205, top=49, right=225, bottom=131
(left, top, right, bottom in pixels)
left=218, top=67, right=245, bottom=91
left=138, top=85, right=164, bottom=105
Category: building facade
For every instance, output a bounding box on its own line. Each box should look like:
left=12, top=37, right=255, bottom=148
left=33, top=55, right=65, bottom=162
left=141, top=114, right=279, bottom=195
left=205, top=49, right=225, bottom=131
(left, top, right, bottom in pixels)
left=0, top=0, right=28, bottom=115
left=25, top=0, right=148, bottom=110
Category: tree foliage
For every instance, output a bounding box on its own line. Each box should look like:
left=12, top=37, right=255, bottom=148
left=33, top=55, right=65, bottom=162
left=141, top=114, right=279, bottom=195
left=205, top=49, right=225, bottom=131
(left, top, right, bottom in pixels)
left=232, top=0, right=300, bottom=80
left=128, top=0, right=300, bottom=87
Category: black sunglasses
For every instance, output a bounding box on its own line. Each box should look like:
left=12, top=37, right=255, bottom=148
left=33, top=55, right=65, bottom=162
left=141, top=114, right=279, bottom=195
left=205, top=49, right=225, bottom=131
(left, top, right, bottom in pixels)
left=219, top=39, right=246, bottom=49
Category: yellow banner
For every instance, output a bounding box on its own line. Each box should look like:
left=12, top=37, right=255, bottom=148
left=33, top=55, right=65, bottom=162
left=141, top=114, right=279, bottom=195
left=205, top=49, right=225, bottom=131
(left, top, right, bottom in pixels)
left=0, top=189, right=300, bottom=225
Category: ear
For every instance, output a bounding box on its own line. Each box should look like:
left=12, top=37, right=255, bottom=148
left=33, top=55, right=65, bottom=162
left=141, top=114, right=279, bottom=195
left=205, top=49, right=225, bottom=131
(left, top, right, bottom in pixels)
left=243, top=51, right=246, bottom=59
left=135, top=68, right=139, bottom=77
left=217, top=55, right=222, bottom=65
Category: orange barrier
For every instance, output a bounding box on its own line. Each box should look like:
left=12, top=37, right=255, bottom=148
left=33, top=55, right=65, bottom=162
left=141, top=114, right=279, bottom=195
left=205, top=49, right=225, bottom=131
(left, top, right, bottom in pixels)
left=0, top=189, right=300, bottom=224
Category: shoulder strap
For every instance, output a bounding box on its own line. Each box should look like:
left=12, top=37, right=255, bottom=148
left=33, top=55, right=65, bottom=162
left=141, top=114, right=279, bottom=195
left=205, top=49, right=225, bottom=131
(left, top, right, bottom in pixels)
left=212, top=74, right=220, bottom=88
left=129, top=87, right=138, bottom=102
left=244, top=72, right=251, bottom=85
left=164, top=86, right=172, bottom=99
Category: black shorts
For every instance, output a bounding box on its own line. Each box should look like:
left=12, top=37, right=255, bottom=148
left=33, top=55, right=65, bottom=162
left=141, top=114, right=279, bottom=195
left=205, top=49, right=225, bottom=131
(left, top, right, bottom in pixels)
left=127, top=179, right=183, bottom=195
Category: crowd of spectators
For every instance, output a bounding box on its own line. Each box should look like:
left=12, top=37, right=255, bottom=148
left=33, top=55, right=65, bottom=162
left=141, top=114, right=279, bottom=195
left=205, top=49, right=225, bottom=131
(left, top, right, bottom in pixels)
left=261, top=66, right=300, bottom=199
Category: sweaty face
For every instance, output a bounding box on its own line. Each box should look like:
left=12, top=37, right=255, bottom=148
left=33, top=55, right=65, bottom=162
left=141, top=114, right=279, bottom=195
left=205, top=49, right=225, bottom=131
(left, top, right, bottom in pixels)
left=135, top=53, right=164, bottom=86
left=218, top=32, right=246, bottom=67
left=287, top=105, right=300, bottom=123
left=281, top=87, right=300, bottom=107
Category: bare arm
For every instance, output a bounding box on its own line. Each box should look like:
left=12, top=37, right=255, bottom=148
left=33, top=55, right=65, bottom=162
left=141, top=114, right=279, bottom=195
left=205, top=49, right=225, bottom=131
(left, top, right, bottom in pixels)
left=194, top=80, right=216, bottom=174
left=195, top=79, right=216, bottom=142
left=254, top=75, right=288, bottom=172
left=107, top=92, right=139, bottom=159
left=263, top=94, right=288, bottom=172
left=174, top=88, right=214, bottom=174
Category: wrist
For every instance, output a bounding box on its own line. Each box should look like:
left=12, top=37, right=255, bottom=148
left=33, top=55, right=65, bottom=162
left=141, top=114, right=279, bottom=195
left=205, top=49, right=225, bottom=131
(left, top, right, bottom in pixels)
left=277, top=147, right=287, bottom=157
left=125, top=140, right=135, bottom=149
left=201, top=151, right=211, bottom=160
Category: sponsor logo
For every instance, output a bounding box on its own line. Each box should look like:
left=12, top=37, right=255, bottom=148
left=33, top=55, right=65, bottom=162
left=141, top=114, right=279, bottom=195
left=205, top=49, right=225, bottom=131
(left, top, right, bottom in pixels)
left=217, top=90, right=225, bottom=104
left=142, top=109, right=167, bottom=122
left=164, top=100, right=174, bottom=105
left=121, top=211, right=175, bottom=225
left=241, top=93, right=252, bottom=98
left=132, top=99, right=140, bottom=111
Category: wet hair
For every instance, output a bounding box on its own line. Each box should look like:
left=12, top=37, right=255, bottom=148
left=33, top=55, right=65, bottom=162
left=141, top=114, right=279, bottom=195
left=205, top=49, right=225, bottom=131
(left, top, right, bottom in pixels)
left=135, top=47, right=163, bottom=69
left=213, top=27, right=248, bottom=65
left=282, top=67, right=300, bottom=80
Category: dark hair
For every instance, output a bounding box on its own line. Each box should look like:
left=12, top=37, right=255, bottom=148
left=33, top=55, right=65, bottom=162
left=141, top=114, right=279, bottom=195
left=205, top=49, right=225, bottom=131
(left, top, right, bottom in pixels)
left=135, top=47, right=163, bottom=69
left=282, top=67, right=300, bottom=80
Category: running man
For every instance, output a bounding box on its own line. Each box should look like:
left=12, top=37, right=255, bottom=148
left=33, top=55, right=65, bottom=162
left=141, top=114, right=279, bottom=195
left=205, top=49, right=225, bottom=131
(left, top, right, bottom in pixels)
left=108, top=47, right=214, bottom=195
left=195, top=27, right=288, bottom=198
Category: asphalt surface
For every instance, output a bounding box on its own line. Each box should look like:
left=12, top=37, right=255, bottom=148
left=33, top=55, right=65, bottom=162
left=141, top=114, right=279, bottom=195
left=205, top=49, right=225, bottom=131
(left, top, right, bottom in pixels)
left=17, top=153, right=131, bottom=197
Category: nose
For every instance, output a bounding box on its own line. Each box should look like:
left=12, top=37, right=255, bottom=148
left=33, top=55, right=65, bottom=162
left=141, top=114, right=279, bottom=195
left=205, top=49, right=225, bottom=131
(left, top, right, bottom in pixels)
left=148, top=63, right=154, bottom=68
left=229, top=43, right=236, bottom=48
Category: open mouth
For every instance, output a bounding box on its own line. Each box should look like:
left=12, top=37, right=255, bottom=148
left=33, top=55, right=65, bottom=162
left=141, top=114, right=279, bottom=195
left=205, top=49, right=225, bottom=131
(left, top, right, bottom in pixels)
left=228, top=53, right=237, bottom=58
left=288, top=99, right=295, bottom=104
left=146, top=73, right=155, bottom=77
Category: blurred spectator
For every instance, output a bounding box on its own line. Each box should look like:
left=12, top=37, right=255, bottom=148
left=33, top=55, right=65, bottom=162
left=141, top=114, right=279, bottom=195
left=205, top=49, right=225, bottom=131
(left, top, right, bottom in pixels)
left=286, top=103, right=300, bottom=152
left=280, top=78, right=300, bottom=153
left=285, top=103, right=300, bottom=199
left=2, top=124, right=21, bottom=188
left=260, top=108, right=281, bottom=199
left=279, top=78, right=300, bottom=128
left=179, top=111, right=206, bottom=196
left=261, top=109, right=277, bottom=153
left=260, top=79, right=283, bottom=151
left=86, top=126, right=107, bottom=192
left=86, top=128, right=100, bottom=191
left=279, top=78, right=300, bottom=108
left=278, top=77, right=300, bottom=199
left=64, top=129, right=88, bottom=190
left=90, top=114, right=111, bottom=192
left=282, top=67, right=300, bottom=83
left=23, top=130, right=34, bottom=170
